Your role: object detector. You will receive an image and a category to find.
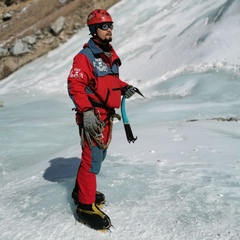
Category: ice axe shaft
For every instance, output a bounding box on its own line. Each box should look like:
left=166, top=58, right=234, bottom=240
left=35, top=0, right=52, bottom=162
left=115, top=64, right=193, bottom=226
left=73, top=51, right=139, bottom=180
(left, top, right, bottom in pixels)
left=121, top=87, right=144, bottom=143
left=123, top=122, right=137, bottom=143
left=121, top=96, right=137, bottom=143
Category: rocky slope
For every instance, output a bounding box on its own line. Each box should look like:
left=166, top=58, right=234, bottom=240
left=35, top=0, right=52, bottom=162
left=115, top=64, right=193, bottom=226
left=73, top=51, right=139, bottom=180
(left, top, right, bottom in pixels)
left=0, top=0, right=119, bottom=80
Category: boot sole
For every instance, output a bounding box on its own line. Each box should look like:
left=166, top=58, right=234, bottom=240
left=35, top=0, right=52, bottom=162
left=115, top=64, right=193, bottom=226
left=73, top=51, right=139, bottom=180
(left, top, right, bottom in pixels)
left=77, top=215, right=112, bottom=231
left=76, top=204, right=112, bottom=231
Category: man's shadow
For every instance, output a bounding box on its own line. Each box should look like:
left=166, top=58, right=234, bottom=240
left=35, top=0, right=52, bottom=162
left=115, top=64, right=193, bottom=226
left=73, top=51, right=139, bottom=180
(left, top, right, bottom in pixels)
left=43, top=157, right=81, bottom=215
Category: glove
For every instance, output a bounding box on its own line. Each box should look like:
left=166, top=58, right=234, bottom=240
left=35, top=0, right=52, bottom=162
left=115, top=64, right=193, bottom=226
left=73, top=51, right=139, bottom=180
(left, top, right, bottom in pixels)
left=123, top=85, right=136, bottom=99
left=83, top=110, right=104, bottom=136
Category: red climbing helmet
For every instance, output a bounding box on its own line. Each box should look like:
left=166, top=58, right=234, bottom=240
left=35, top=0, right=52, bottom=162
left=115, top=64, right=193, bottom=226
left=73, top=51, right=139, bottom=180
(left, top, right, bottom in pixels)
left=87, top=9, right=113, bottom=26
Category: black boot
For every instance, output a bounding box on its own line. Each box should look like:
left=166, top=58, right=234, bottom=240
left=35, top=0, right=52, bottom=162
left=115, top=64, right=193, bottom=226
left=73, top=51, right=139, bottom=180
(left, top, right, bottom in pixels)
left=72, top=188, right=106, bottom=206
left=76, top=203, right=111, bottom=230
left=95, top=191, right=106, bottom=206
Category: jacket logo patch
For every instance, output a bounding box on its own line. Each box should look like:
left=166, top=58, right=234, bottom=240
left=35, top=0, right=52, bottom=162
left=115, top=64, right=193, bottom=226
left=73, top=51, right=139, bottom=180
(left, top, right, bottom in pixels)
left=69, top=68, right=83, bottom=78
left=93, top=58, right=108, bottom=72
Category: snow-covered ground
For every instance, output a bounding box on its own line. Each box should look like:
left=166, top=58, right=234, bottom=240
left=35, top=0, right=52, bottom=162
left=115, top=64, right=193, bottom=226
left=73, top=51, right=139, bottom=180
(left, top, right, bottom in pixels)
left=1, top=0, right=240, bottom=239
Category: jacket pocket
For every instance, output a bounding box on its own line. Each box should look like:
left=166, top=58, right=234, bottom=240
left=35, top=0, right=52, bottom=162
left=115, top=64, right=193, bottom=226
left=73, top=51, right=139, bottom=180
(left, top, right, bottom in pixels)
left=95, top=76, right=122, bottom=109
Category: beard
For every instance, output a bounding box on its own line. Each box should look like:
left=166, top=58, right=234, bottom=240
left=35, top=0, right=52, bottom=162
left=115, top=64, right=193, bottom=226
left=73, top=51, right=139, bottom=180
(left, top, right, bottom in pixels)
left=94, top=32, right=112, bottom=44
left=103, top=37, right=112, bottom=43
left=102, top=33, right=112, bottom=43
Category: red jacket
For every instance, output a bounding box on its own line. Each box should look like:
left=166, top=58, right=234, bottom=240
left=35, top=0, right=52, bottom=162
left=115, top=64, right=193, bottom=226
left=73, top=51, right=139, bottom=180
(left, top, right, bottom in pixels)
left=68, top=38, right=128, bottom=114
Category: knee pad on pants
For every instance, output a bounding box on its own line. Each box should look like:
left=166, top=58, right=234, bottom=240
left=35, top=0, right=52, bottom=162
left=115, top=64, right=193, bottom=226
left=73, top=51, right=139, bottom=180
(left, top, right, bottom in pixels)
left=90, top=146, right=107, bottom=174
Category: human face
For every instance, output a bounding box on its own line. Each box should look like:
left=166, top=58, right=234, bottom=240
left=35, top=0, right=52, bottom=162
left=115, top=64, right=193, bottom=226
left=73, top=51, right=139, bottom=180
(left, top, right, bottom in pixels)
left=96, top=22, right=113, bottom=43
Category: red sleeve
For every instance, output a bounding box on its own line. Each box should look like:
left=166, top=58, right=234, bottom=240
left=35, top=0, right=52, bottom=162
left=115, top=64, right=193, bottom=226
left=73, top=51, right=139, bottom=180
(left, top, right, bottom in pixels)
left=67, top=54, right=94, bottom=113
left=118, top=78, right=129, bottom=90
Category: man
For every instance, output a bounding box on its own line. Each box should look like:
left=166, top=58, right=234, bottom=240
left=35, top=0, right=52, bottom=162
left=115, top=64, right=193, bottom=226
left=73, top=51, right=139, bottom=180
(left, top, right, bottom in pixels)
left=67, top=9, right=136, bottom=230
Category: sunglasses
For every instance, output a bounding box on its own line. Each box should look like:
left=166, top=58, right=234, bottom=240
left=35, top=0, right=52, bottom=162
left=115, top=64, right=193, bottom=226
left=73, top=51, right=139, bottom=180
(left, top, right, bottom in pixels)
left=99, top=23, right=114, bottom=31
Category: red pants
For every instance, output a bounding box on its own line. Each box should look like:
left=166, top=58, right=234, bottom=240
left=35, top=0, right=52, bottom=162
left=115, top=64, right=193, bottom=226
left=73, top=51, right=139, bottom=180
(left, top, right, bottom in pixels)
left=76, top=108, right=110, bottom=204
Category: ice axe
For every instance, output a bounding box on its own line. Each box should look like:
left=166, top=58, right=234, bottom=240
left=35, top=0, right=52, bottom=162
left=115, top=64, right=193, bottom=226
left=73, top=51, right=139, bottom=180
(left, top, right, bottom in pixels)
left=121, top=87, right=145, bottom=143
